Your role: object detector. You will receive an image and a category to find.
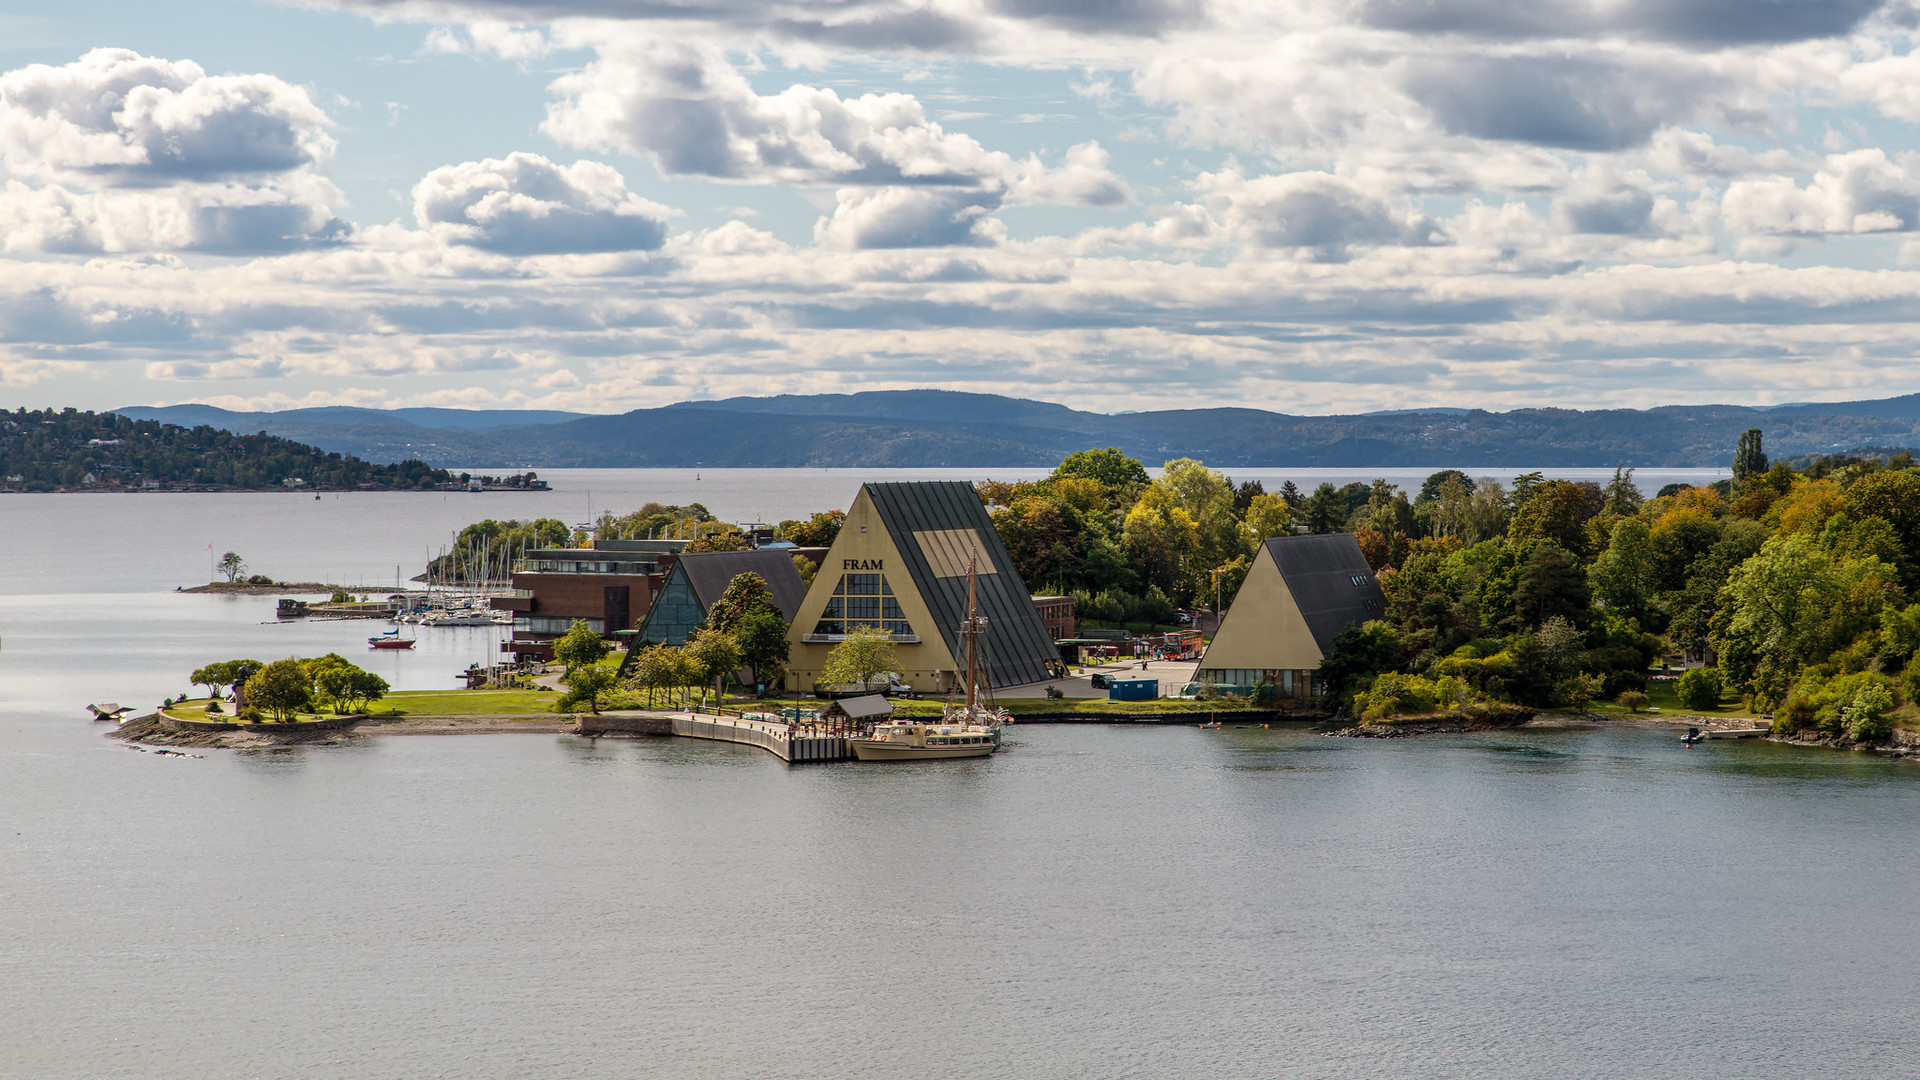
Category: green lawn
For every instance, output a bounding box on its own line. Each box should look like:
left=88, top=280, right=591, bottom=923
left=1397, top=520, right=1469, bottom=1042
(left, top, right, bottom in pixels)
left=376, top=688, right=560, bottom=716
left=1589, top=678, right=1759, bottom=719
left=163, top=698, right=351, bottom=723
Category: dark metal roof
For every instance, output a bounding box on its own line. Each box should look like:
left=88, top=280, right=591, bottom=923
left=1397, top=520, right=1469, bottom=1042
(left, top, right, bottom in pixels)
left=829, top=694, right=894, bottom=719
left=864, top=481, right=1058, bottom=688
left=1264, top=534, right=1387, bottom=654
left=672, top=550, right=810, bottom=619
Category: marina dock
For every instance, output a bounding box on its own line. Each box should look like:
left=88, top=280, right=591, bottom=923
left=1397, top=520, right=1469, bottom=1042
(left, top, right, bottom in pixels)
left=575, top=710, right=857, bottom=763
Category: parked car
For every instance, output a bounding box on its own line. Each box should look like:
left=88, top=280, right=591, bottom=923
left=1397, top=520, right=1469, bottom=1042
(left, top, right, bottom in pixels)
left=1089, top=673, right=1111, bottom=689
left=815, top=672, right=918, bottom=699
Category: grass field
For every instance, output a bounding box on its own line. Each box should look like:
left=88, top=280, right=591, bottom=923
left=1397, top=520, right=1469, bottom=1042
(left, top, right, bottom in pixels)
left=1585, top=678, right=1759, bottom=719
left=376, top=688, right=560, bottom=715
left=163, top=698, right=350, bottom=724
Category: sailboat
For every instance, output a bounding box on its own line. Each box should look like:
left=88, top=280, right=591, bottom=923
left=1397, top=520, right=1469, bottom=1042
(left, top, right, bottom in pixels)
left=849, top=556, right=1008, bottom=761
left=368, top=627, right=416, bottom=650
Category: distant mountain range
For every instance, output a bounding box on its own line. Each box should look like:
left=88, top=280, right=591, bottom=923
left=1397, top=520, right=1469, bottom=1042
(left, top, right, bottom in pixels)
left=113, top=391, right=1920, bottom=469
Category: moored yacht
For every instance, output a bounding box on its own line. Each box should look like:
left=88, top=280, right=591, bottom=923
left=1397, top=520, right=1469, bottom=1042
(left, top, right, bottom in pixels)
left=849, top=556, right=1007, bottom=762
left=849, top=720, right=998, bottom=760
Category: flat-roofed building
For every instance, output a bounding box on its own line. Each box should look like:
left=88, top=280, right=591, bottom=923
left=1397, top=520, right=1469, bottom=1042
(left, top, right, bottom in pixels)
left=785, top=481, right=1061, bottom=693
left=633, top=549, right=811, bottom=646
left=492, top=539, right=687, bottom=661
left=1195, top=533, right=1386, bottom=699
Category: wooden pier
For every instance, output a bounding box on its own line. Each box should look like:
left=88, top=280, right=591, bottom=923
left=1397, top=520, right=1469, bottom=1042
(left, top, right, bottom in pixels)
left=575, top=710, right=856, bottom=763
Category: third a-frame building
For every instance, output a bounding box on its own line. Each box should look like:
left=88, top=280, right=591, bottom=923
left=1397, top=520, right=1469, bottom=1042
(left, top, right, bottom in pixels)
left=1196, top=533, right=1387, bottom=699
left=784, top=481, right=1061, bottom=694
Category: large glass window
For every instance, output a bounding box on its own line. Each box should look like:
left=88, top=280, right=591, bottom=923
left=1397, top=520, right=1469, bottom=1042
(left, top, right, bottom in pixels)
left=813, top=574, right=915, bottom=639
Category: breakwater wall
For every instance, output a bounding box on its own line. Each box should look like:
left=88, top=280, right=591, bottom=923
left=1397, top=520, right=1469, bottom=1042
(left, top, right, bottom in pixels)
left=576, top=711, right=855, bottom=763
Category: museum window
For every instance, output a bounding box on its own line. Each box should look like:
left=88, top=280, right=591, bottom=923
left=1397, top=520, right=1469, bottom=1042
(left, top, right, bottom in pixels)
left=813, top=573, right=916, bottom=638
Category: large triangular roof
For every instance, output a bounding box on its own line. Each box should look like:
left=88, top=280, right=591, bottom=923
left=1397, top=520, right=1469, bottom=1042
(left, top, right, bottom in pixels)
left=1262, top=534, right=1385, bottom=653
left=634, top=549, right=810, bottom=648
left=672, top=549, right=809, bottom=619
left=864, top=481, right=1058, bottom=688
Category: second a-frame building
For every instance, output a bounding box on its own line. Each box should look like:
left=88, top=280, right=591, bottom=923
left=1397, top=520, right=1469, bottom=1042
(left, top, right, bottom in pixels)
left=785, top=481, right=1061, bottom=694
left=1196, top=533, right=1387, bottom=699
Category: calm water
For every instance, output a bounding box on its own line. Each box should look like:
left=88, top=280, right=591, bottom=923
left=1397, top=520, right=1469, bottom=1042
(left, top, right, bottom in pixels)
left=13, top=466, right=1919, bottom=1080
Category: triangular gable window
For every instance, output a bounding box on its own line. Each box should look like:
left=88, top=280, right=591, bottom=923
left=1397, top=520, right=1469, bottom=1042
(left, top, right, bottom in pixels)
left=813, top=573, right=915, bottom=639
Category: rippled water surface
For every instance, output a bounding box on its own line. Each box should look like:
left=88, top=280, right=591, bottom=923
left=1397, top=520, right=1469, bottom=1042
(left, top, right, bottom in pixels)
left=8, top=467, right=1916, bottom=1080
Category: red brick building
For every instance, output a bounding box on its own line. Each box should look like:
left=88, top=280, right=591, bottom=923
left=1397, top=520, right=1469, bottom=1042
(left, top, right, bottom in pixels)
left=492, top=539, right=688, bottom=661
left=1031, top=595, right=1077, bottom=641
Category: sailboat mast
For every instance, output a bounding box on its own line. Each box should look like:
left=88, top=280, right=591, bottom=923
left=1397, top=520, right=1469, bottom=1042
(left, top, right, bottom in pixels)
left=965, top=557, right=979, bottom=712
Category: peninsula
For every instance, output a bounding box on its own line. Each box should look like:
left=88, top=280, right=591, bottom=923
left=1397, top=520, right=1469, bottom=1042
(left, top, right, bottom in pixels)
left=1, top=408, right=449, bottom=492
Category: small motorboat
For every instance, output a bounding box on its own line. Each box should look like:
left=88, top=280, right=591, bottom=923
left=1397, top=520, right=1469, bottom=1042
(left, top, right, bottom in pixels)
left=369, top=629, right=416, bottom=650
left=1682, top=726, right=1704, bottom=746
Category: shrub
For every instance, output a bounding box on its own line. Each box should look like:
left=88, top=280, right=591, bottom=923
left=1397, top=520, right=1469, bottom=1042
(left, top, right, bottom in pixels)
left=1676, top=668, right=1723, bottom=711
left=1616, top=690, right=1649, bottom=712
left=1772, top=696, right=1816, bottom=734
left=247, top=574, right=274, bottom=585
left=1556, top=672, right=1604, bottom=712
left=1353, top=672, right=1463, bottom=721
left=1842, top=682, right=1895, bottom=743
left=1791, top=670, right=1897, bottom=737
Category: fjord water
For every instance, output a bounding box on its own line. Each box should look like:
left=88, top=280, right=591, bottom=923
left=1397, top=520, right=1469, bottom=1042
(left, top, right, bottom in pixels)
left=6, top=468, right=1918, bottom=1079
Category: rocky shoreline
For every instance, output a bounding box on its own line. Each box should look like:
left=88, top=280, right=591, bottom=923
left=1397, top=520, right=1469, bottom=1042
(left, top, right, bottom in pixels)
left=110, top=713, right=358, bottom=749
left=109, top=712, right=578, bottom=747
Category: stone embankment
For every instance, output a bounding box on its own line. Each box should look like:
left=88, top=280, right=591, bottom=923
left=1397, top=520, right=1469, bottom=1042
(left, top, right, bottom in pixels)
left=110, top=712, right=362, bottom=749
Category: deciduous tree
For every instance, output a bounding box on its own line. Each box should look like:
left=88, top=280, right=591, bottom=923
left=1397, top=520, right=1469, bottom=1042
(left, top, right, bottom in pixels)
left=553, top=619, right=610, bottom=673
left=821, top=625, right=898, bottom=689
left=246, top=658, right=311, bottom=722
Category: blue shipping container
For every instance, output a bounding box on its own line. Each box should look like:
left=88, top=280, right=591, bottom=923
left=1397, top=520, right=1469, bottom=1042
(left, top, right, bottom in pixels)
left=1108, top=678, right=1158, bottom=701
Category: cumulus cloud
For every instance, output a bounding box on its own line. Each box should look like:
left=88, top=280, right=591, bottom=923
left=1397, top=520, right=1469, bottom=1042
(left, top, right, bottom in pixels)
left=0, top=48, right=335, bottom=185
left=1723, top=149, right=1920, bottom=248
left=413, top=152, right=672, bottom=254
left=1174, top=169, right=1445, bottom=260
left=544, top=40, right=1018, bottom=186
left=543, top=39, right=1125, bottom=199
left=1404, top=55, right=1712, bottom=152
left=0, top=178, right=348, bottom=254
left=0, top=49, right=345, bottom=254
left=1555, top=169, right=1660, bottom=236
left=814, top=186, right=1005, bottom=249
left=1007, top=141, right=1131, bottom=207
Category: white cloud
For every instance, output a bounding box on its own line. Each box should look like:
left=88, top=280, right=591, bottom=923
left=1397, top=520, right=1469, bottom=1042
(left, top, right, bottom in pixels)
left=814, top=186, right=1006, bottom=249
left=0, top=177, right=346, bottom=254
left=542, top=36, right=1126, bottom=204
left=0, top=48, right=335, bottom=185
left=413, top=152, right=672, bottom=254
left=0, top=49, right=345, bottom=254
left=1723, top=149, right=1920, bottom=248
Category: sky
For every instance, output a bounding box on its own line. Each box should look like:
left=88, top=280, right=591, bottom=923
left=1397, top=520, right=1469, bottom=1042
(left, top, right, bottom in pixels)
left=4, top=0, right=1920, bottom=416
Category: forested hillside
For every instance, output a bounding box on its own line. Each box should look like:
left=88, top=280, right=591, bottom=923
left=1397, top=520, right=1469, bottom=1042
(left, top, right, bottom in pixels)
left=115, top=390, right=1920, bottom=468
left=1317, top=435, right=1920, bottom=746
left=0, top=408, right=451, bottom=491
